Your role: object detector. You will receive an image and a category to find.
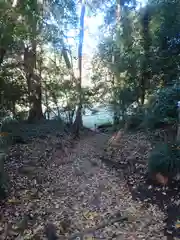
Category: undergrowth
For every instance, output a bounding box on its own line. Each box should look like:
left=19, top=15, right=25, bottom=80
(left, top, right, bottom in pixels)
left=124, top=85, right=180, bottom=179
left=148, top=142, right=180, bottom=178
left=126, top=85, right=180, bottom=131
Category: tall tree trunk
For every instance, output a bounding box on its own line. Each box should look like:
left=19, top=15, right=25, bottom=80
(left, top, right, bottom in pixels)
left=117, top=0, right=121, bottom=22
left=0, top=48, right=6, bottom=67
left=44, top=86, right=50, bottom=120
left=24, top=44, right=43, bottom=122
left=72, top=0, right=85, bottom=137
left=112, top=0, right=122, bottom=127
left=111, top=70, right=118, bottom=127
left=177, top=102, right=180, bottom=142
left=140, top=8, right=151, bottom=105
left=24, top=2, right=43, bottom=122
left=12, top=101, right=16, bottom=118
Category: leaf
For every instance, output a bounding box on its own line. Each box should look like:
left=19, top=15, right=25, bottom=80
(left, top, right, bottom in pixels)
left=175, top=220, right=180, bottom=229
left=84, top=234, right=95, bottom=240
left=83, top=211, right=98, bottom=220
left=8, top=197, right=20, bottom=204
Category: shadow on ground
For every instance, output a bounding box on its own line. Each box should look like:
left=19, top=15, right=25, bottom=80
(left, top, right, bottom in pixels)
left=129, top=173, right=180, bottom=239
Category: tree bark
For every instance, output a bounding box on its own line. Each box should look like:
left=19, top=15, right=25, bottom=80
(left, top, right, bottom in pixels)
left=176, top=103, right=180, bottom=142
left=0, top=48, right=6, bottom=67
left=24, top=44, right=43, bottom=122
left=44, top=87, right=50, bottom=120
left=23, top=3, right=43, bottom=122
left=72, top=0, right=85, bottom=136
left=140, top=8, right=151, bottom=105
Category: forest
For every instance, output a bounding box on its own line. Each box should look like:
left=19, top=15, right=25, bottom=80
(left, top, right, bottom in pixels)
left=0, top=0, right=180, bottom=239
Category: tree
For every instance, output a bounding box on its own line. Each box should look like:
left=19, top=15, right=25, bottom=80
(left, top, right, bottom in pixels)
left=139, top=6, right=151, bottom=105
left=92, top=1, right=141, bottom=127
left=72, top=0, right=86, bottom=137
left=149, top=0, right=180, bottom=86
left=0, top=0, right=79, bottom=122
left=92, top=0, right=180, bottom=128
left=0, top=0, right=20, bottom=66
left=23, top=0, right=44, bottom=121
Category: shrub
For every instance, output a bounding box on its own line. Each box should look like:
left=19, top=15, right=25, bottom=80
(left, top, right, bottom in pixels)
left=126, top=107, right=145, bottom=130
left=16, top=111, right=28, bottom=121
left=145, top=85, right=180, bottom=128
left=0, top=118, right=21, bottom=146
left=148, top=142, right=180, bottom=178
left=127, top=85, right=180, bottom=130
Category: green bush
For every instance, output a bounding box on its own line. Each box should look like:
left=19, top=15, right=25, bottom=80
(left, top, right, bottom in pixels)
left=145, top=85, right=180, bottom=128
left=127, top=85, right=180, bottom=130
left=126, top=107, right=145, bottom=130
left=148, top=142, right=180, bottom=177
left=16, top=111, right=28, bottom=121
left=0, top=118, right=21, bottom=147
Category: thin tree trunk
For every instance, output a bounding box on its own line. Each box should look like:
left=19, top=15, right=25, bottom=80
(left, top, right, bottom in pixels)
left=73, top=0, right=85, bottom=137
left=176, top=102, right=180, bottom=142
left=117, top=0, right=121, bottom=22
left=0, top=48, right=6, bottom=67
left=140, top=8, right=151, bottom=105
left=12, top=101, right=16, bottom=118
left=24, top=43, right=43, bottom=122
left=24, top=0, right=43, bottom=122
left=112, top=0, right=121, bottom=127
left=44, top=87, right=50, bottom=120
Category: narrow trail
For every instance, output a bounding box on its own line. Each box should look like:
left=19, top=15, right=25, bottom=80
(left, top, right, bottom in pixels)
left=1, top=132, right=165, bottom=239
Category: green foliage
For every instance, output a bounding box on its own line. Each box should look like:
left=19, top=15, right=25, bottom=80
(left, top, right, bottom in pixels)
left=143, top=86, right=180, bottom=129
left=126, top=107, right=145, bottom=130
left=16, top=111, right=29, bottom=121
left=110, top=86, right=138, bottom=126
left=92, top=0, right=180, bottom=130
left=0, top=117, right=20, bottom=149
left=149, top=0, right=180, bottom=86
left=148, top=142, right=180, bottom=177
left=92, top=2, right=146, bottom=123
left=151, top=86, right=180, bottom=124
left=0, top=69, right=27, bottom=114
left=124, top=85, right=180, bottom=130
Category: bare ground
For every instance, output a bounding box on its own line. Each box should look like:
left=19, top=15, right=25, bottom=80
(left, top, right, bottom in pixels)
left=0, top=132, right=167, bottom=239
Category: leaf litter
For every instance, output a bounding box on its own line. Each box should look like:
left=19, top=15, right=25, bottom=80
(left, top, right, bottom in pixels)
left=0, top=130, right=169, bottom=239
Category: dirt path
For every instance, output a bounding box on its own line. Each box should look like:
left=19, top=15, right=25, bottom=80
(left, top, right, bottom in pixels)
left=1, top=133, right=165, bottom=239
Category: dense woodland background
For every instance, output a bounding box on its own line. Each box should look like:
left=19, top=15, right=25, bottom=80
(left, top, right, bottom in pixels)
left=0, top=0, right=179, bottom=128
left=0, top=0, right=179, bottom=124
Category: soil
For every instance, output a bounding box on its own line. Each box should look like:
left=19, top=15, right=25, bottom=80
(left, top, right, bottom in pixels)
left=0, top=129, right=179, bottom=239
left=101, top=129, right=180, bottom=240
left=130, top=174, right=180, bottom=239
